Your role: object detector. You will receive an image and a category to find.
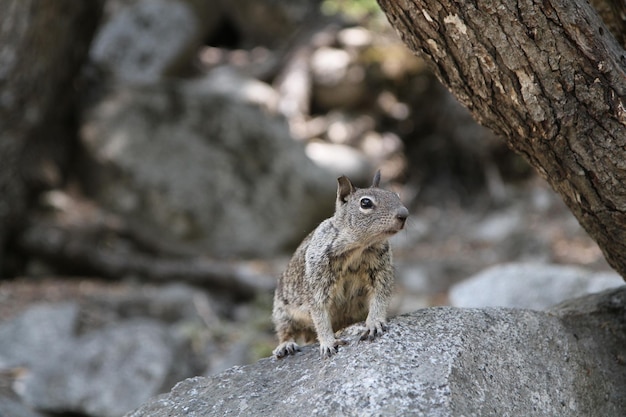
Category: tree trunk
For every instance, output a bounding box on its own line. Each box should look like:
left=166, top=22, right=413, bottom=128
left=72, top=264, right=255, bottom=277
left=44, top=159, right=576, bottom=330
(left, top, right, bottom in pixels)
left=376, top=0, right=626, bottom=278
left=0, top=0, right=102, bottom=272
left=590, top=0, right=626, bottom=49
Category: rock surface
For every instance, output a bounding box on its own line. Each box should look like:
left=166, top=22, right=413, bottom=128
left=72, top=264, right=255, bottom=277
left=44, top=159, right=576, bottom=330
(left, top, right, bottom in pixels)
left=0, top=284, right=219, bottom=417
left=80, top=73, right=335, bottom=258
left=0, top=303, right=78, bottom=370
left=19, top=320, right=188, bottom=417
left=91, top=0, right=217, bottom=83
left=449, top=263, right=624, bottom=309
left=126, top=287, right=626, bottom=417
left=0, top=397, right=44, bottom=417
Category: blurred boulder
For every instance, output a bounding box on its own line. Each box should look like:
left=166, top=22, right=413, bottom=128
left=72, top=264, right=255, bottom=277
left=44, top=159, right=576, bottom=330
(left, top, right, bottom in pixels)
left=449, top=263, right=624, bottom=309
left=0, top=303, right=78, bottom=370
left=80, top=71, right=334, bottom=258
left=0, top=283, right=217, bottom=417
left=91, top=0, right=218, bottom=83
left=0, top=398, right=45, bottom=417
left=469, top=208, right=524, bottom=243
left=305, top=142, right=373, bottom=184
left=82, top=282, right=225, bottom=326
left=18, top=320, right=188, bottom=417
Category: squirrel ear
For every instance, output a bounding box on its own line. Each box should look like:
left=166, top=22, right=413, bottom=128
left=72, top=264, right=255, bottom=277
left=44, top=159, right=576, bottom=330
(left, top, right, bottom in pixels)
left=337, top=176, right=355, bottom=203
left=372, top=170, right=381, bottom=188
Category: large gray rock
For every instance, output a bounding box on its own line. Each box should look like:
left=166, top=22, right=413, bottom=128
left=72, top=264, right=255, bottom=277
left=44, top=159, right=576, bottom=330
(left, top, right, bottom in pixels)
left=80, top=72, right=334, bottom=258
left=449, top=263, right=624, bottom=309
left=0, top=303, right=78, bottom=369
left=126, top=287, right=626, bottom=417
left=0, top=284, right=214, bottom=417
left=91, top=0, right=218, bottom=83
left=19, top=320, right=188, bottom=417
left=0, top=397, right=44, bottom=417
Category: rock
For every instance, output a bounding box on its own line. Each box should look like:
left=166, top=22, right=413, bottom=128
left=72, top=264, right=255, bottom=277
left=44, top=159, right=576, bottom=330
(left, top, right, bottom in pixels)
left=18, top=320, right=190, bottom=417
left=469, top=208, right=523, bottom=242
left=0, top=303, right=78, bottom=369
left=396, top=263, right=431, bottom=293
left=311, top=47, right=352, bottom=85
left=91, top=0, right=218, bottom=83
left=194, top=68, right=280, bottom=112
left=0, top=283, right=222, bottom=417
left=449, top=263, right=624, bottom=309
left=305, top=142, right=373, bottom=184
left=82, top=282, right=223, bottom=327
left=125, top=287, right=626, bottom=416
left=80, top=73, right=334, bottom=258
left=0, top=397, right=45, bottom=417
left=337, top=27, right=373, bottom=49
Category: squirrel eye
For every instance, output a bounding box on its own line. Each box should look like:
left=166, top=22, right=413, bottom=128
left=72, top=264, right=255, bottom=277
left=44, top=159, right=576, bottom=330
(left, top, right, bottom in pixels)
left=360, top=198, right=374, bottom=209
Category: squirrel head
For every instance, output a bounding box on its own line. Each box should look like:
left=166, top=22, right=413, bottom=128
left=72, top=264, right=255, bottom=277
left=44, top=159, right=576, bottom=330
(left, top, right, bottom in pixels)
left=334, top=171, right=409, bottom=244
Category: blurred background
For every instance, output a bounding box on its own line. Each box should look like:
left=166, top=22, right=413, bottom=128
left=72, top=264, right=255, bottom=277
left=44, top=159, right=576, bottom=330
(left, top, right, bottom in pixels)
left=0, top=1, right=619, bottom=416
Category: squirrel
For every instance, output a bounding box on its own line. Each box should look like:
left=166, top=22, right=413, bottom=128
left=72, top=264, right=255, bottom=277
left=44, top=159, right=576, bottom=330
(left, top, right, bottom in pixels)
left=272, top=171, right=409, bottom=359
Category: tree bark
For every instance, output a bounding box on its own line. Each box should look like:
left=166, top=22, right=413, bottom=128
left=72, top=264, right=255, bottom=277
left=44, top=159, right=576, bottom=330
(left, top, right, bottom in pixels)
left=591, top=0, right=626, bottom=49
left=0, top=1, right=102, bottom=272
left=377, top=0, right=626, bottom=277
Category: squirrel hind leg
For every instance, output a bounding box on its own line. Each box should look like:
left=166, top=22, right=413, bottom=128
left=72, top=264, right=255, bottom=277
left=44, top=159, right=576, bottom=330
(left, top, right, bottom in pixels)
left=303, top=328, right=317, bottom=344
left=273, top=323, right=303, bottom=358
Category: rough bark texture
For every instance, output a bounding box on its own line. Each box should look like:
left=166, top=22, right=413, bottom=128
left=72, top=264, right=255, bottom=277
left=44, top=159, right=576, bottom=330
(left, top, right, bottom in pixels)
left=591, top=0, right=626, bottom=48
left=0, top=0, right=102, bottom=271
left=377, top=0, right=626, bottom=278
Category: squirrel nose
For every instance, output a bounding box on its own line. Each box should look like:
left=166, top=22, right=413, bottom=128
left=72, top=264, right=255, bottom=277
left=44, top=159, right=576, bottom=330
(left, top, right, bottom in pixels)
left=396, top=207, right=409, bottom=223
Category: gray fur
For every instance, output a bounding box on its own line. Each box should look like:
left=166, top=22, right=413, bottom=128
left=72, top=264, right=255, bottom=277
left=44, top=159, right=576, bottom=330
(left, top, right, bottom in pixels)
left=272, top=172, right=409, bottom=359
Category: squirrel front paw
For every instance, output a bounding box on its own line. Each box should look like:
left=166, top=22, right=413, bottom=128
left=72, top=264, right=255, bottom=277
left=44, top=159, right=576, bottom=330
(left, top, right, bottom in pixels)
left=273, top=341, right=301, bottom=358
left=360, top=320, right=388, bottom=341
left=319, top=338, right=347, bottom=359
